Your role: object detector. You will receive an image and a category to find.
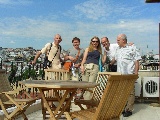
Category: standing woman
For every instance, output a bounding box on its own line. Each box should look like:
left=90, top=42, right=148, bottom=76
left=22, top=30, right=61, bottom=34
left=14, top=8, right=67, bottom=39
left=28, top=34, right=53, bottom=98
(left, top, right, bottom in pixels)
left=64, top=37, right=84, bottom=81
left=80, top=36, right=106, bottom=100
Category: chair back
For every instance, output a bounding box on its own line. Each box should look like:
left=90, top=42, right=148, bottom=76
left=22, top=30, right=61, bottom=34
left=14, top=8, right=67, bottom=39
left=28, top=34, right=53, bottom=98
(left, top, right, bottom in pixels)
left=92, top=72, right=121, bottom=102
left=0, top=69, right=12, bottom=102
left=94, top=74, right=138, bottom=120
left=44, top=69, right=69, bottom=80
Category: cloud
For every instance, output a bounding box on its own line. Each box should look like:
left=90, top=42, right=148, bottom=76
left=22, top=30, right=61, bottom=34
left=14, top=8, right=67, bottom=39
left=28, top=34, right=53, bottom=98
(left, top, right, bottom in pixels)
left=74, top=0, right=108, bottom=20
left=10, top=40, right=15, bottom=44
left=65, top=0, right=148, bottom=22
left=65, top=0, right=110, bottom=21
left=0, top=0, right=32, bottom=5
left=0, top=16, right=158, bottom=54
left=0, top=0, right=159, bottom=54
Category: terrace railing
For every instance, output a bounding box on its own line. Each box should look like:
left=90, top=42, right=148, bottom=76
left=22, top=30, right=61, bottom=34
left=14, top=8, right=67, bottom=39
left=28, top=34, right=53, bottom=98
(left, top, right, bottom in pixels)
left=0, top=60, right=44, bottom=98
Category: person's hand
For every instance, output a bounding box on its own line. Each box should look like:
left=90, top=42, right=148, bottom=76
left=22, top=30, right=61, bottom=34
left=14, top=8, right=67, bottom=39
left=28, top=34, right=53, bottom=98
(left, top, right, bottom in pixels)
left=134, top=71, right=138, bottom=75
left=80, top=65, right=85, bottom=74
left=74, top=63, right=79, bottom=68
left=31, top=60, right=36, bottom=65
left=128, top=42, right=134, bottom=46
left=104, top=42, right=110, bottom=51
left=68, top=56, right=75, bottom=61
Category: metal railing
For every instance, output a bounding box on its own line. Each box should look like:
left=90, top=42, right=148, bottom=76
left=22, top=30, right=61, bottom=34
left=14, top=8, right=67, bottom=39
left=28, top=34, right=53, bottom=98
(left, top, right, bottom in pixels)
left=0, top=60, right=44, bottom=98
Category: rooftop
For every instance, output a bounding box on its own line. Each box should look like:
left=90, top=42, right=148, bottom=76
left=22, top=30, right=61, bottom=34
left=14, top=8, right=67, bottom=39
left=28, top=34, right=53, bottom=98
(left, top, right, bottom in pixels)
left=16, top=102, right=160, bottom=120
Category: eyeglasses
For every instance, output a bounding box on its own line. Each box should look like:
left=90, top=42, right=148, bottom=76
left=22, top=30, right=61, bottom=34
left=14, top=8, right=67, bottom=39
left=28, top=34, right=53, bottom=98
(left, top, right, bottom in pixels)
left=92, top=41, right=99, bottom=43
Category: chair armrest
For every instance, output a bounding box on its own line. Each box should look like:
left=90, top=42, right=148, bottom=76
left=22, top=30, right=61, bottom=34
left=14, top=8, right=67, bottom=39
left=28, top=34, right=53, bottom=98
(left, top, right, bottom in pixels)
left=2, top=87, right=30, bottom=94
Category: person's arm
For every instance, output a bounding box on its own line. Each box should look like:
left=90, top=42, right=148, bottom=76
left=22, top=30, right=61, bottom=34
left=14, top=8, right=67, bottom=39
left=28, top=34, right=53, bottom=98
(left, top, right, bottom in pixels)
left=64, top=49, right=75, bottom=61
left=133, top=45, right=141, bottom=74
left=32, top=51, right=42, bottom=65
left=102, top=51, right=107, bottom=65
left=110, top=57, right=116, bottom=65
left=74, top=49, right=84, bottom=68
left=64, top=55, right=69, bottom=61
left=128, top=42, right=134, bottom=46
left=64, top=55, right=75, bottom=61
left=80, top=48, right=89, bottom=74
left=32, top=43, right=49, bottom=64
left=134, top=60, right=139, bottom=74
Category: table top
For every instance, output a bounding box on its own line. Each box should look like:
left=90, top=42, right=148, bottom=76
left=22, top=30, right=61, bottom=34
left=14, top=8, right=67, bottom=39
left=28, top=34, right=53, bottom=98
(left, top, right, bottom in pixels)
left=19, top=80, right=99, bottom=89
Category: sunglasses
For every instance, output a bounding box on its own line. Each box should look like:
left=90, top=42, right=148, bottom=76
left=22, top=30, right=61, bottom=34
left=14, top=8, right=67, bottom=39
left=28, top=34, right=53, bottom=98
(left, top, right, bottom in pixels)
left=92, top=40, right=99, bottom=43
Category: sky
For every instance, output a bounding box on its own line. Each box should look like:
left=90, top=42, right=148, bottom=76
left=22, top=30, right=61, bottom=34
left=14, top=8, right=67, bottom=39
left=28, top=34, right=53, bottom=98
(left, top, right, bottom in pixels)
left=0, top=0, right=159, bottom=55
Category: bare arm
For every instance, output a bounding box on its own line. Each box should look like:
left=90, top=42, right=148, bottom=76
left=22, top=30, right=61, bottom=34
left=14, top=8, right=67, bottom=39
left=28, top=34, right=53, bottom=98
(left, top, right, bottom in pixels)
left=80, top=48, right=89, bottom=74
left=102, top=51, right=107, bottom=65
left=110, top=57, right=116, bottom=65
left=134, top=60, right=139, bottom=74
left=32, top=51, right=42, bottom=65
left=64, top=55, right=75, bottom=61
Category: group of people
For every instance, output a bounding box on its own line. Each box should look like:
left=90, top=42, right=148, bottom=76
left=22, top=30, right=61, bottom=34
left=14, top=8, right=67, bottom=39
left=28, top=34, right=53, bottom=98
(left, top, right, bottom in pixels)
left=32, top=33, right=141, bottom=117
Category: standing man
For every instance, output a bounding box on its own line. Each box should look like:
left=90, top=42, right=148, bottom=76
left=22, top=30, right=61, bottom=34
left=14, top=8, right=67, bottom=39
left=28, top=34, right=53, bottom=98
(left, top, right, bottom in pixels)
left=32, top=34, right=62, bottom=70
left=111, top=34, right=141, bottom=117
left=101, top=37, right=118, bottom=72
left=32, top=34, right=62, bottom=108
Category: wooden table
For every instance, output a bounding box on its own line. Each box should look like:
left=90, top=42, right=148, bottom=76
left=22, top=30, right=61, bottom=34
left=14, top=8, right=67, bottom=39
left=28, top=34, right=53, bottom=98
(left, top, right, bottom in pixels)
left=20, top=80, right=99, bottom=120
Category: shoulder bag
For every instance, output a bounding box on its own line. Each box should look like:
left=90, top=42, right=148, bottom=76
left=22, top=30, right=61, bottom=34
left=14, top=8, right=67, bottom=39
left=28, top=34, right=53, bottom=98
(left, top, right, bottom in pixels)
left=43, top=44, right=60, bottom=69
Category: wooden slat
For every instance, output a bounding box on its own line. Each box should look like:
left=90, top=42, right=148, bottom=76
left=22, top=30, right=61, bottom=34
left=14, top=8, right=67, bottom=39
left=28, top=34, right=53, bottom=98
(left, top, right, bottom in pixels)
left=0, top=69, right=37, bottom=120
left=68, top=74, right=138, bottom=120
left=75, top=72, right=121, bottom=109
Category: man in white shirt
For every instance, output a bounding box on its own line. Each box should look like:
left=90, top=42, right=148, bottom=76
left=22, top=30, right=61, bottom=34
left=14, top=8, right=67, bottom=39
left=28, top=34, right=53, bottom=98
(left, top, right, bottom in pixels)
left=101, top=37, right=118, bottom=72
left=112, top=34, right=141, bottom=117
left=114, top=34, right=141, bottom=74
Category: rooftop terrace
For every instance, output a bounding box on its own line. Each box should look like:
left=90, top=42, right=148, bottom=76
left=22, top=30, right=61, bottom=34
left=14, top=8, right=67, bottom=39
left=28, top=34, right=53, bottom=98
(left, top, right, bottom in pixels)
left=16, top=102, right=160, bottom=120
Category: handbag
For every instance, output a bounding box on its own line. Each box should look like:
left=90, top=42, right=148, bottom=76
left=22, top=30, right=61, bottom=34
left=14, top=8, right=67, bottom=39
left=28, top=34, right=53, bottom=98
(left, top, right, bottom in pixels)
left=43, top=56, right=52, bottom=69
left=85, top=63, right=94, bottom=70
left=63, top=62, right=72, bottom=70
left=63, top=50, right=80, bottom=70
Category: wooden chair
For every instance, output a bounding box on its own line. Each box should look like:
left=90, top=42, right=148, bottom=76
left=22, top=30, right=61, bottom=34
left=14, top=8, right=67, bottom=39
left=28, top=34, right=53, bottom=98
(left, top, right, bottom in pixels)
left=0, top=69, right=37, bottom=120
left=74, top=72, right=121, bottom=110
left=42, top=69, right=71, bottom=119
left=44, top=69, right=70, bottom=80
left=66, top=74, right=138, bottom=120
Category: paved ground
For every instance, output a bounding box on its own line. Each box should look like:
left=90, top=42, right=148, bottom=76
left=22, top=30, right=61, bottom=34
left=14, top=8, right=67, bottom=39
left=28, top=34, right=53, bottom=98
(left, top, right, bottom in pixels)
left=17, top=102, right=160, bottom=120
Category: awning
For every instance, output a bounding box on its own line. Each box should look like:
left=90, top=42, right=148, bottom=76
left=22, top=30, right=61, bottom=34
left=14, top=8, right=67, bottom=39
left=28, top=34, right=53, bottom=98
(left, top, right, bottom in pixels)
left=146, top=0, right=160, bottom=3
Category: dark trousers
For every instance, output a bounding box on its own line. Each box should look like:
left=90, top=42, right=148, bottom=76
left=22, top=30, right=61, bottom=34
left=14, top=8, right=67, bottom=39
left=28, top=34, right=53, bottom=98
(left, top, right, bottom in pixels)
left=109, top=65, right=117, bottom=72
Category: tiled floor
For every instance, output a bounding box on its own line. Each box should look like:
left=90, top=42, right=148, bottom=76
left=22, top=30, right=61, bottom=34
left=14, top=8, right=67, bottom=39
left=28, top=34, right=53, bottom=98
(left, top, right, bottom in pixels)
left=17, top=103, right=160, bottom=120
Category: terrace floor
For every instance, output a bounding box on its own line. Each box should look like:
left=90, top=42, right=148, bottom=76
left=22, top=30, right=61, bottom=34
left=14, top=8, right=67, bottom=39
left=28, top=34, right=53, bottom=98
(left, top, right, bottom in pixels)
left=16, top=102, right=160, bottom=120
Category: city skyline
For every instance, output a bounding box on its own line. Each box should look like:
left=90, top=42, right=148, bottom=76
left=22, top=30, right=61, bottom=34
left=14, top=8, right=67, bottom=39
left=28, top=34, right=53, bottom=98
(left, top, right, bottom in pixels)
left=0, top=0, right=159, bottom=55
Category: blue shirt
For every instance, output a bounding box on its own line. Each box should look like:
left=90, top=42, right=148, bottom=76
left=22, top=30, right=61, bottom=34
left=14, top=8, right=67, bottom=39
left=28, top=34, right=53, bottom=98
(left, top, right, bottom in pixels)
left=85, top=50, right=100, bottom=65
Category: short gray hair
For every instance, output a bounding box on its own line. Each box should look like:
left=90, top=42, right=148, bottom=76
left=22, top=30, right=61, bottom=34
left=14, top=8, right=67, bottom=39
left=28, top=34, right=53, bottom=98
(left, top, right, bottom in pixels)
left=119, top=34, right=127, bottom=42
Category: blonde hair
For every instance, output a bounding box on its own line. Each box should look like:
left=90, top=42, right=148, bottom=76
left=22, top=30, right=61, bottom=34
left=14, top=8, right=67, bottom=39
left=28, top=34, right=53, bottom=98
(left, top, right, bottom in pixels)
left=88, top=36, right=102, bottom=54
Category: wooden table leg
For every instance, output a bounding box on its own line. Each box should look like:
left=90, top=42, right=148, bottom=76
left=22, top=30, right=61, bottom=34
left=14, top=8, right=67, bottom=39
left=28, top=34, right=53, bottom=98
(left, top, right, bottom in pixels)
left=55, top=89, right=76, bottom=119
left=54, top=90, right=70, bottom=114
left=39, top=88, right=56, bottom=120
